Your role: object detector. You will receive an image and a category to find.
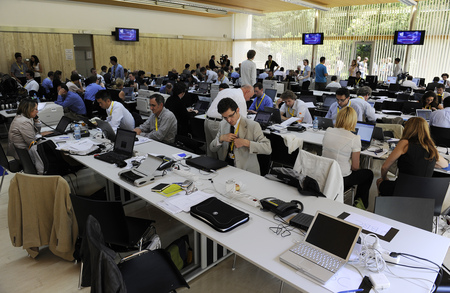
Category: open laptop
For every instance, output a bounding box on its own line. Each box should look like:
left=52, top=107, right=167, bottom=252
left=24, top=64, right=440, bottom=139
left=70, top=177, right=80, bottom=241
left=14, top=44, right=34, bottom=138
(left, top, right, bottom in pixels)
left=279, top=211, right=362, bottom=284
left=264, top=106, right=282, bottom=124
left=254, top=111, right=272, bottom=130
left=193, top=100, right=210, bottom=115
left=264, top=88, right=277, bottom=102
left=195, top=82, right=209, bottom=94
left=43, top=116, right=72, bottom=137
left=94, top=128, right=136, bottom=164
left=186, top=156, right=228, bottom=172
left=123, top=87, right=134, bottom=100
left=387, top=76, right=397, bottom=84
left=339, top=80, right=348, bottom=88
left=372, top=126, right=385, bottom=141
left=347, top=76, right=356, bottom=87
left=316, top=95, right=335, bottom=111
left=96, top=120, right=116, bottom=142
left=317, top=117, right=333, bottom=130
left=416, top=109, right=432, bottom=121
left=355, top=122, right=375, bottom=150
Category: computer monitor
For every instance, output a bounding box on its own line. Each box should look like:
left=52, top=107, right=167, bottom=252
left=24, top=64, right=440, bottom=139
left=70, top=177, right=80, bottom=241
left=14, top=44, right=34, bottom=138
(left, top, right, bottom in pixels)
left=155, top=77, right=164, bottom=86
left=323, top=96, right=336, bottom=108
left=263, top=107, right=282, bottom=124
left=136, top=97, right=151, bottom=115
left=365, top=75, right=378, bottom=86
left=355, top=122, right=375, bottom=145
left=439, top=80, right=445, bottom=84
left=198, top=82, right=208, bottom=92
left=387, top=76, right=397, bottom=84
left=396, top=93, right=411, bottom=101
left=412, top=78, right=420, bottom=86
left=264, top=88, right=277, bottom=101
left=347, top=76, right=356, bottom=87
left=339, top=80, right=348, bottom=87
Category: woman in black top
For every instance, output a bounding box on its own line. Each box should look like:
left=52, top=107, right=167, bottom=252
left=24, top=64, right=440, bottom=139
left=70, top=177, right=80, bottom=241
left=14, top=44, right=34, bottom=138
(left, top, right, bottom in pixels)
left=164, top=82, right=197, bottom=136
left=377, top=117, right=448, bottom=196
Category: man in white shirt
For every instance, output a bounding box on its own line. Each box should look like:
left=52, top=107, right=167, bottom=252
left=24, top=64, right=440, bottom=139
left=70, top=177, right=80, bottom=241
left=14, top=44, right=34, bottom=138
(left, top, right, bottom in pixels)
left=274, top=67, right=286, bottom=80
left=354, top=86, right=376, bottom=123
left=258, top=69, right=269, bottom=80
left=90, top=68, right=105, bottom=85
left=430, top=98, right=450, bottom=128
left=325, top=75, right=341, bottom=90
left=276, top=90, right=312, bottom=123
left=401, top=76, right=419, bottom=90
left=206, top=68, right=218, bottom=83
left=67, top=73, right=84, bottom=94
left=95, top=90, right=135, bottom=132
left=24, top=70, right=39, bottom=94
left=393, top=57, right=402, bottom=79
left=204, top=85, right=254, bottom=159
left=241, top=49, right=257, bottom=86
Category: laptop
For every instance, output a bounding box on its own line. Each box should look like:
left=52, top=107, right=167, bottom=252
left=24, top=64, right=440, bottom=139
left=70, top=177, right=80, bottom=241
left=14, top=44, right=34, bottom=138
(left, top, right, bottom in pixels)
left=355, top=122, right=375, bottom=150
left=412, top=78, right=420, bottom=87
left=372, top=126, right=385, bottom=141
left=339, top=80, right=348, bottom=88
left=279, top=211, right=362, bottom=284
left=195, top=82, right=209, bottom=94
left=43, top=116, right=72, bottom=137
left=264, top=88, right=277, bottom=102
left=193, top=100, right=210, bottom=114
left=94, top=128, right=136, bottom=164
left=317, top=117, right=334, bottom=130
left=96, top=120, right=116, bottom=142
left=254, top=111, right=272, bottom=129
left=396, top=93, right=411, bottom=101
left=387, top=76, right=397, bottom=84
left=347, top=77, right=356, bottom=87
left=264, top=106, right=282, bottom=124
left=317, top=96, right=335, bottom=110
left=123, top=87, right=134, bottom=100
left=186, top=156, right=228, bottom=172
left=416, top=109, right=432, bottom=121
left=118, top=155, right=163, bottom=187
left=388, top=83, right=400, bottom=92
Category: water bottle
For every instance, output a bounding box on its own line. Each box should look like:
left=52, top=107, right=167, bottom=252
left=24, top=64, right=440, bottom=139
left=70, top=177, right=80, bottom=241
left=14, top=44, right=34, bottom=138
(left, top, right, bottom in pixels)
left=313, top=116, right=319, bottom=132
left=74, top=124, right=81, bottom=140
left=33, top=93, right=40, bottom=103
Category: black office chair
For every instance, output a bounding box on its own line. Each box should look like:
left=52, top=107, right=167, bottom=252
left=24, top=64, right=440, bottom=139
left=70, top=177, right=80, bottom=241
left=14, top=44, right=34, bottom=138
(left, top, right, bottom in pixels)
left=267, top=133, right=299, bottom=171
left=14, top=146, right=37, bottom=174
left=393, top=173, right=450, bottom=216
left=131, top=111, right=144, bottom=128
left=430, top=126, right=450, bottom=147
left=401, top=101, right=421, bottom=115
left=80, top=215, right=189, bottom=293
left=290, top=84, right=302, bottom=92
left=0, top=144, right=21, bottom=192
left=374, top=196, right=435, bottom=231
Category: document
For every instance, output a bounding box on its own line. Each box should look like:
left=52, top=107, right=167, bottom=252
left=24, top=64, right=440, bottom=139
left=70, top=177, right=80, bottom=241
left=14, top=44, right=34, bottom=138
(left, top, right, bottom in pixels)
left=342, top=213, right=392, bottom=237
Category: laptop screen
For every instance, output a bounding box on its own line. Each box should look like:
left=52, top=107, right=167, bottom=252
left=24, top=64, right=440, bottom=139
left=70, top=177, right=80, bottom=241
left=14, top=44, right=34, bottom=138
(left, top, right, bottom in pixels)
left=198, top=82, right=208, bottom=91
left=56, top=116, right=72, bottom=133
left=416, top=109, right=431, bottom=121
left=264, top=107, right=282, bottom=123
left=356, top=122, right=375, bottom=143
left=194, top=101, right=209, bottom=111
left=114, top=129, right=136, bottom=155
left=387, top=76, right=397, bottom=84
left=412, top=78, right=420, bottom=86
left=339, top=80, right=348, bottom=87
left=264, top=89, right=277, bottom=101
left=254, top=111, right=272, bottom=124
left=305, top=212, right=361, bottom=260
left=323, top=96, right=335, bottom=107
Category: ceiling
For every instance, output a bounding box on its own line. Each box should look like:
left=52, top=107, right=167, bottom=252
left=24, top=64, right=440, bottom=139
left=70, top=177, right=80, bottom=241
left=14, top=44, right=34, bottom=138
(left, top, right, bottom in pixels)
left=67, top=0, right=412, bottom=17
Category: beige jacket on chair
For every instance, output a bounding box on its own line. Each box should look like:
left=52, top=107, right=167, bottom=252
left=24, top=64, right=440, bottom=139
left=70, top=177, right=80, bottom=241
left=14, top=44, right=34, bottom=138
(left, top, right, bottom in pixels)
left=8, top=173, right=78, bottom=261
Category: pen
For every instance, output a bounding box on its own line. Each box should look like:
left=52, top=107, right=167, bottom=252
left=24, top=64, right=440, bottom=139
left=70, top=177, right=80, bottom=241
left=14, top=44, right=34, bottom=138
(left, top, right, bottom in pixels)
left=337, top=289, right=364, bottom=293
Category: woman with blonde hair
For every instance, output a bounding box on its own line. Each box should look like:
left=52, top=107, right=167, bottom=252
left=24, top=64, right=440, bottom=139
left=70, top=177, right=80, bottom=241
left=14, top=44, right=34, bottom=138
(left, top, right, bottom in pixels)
left=322, top=107, right=374, bottom=209
left=348, top=60, right=358, bottom=77
left=377, top=117, right=448, bottom=196
left=113, top=78, right=126, bottom=101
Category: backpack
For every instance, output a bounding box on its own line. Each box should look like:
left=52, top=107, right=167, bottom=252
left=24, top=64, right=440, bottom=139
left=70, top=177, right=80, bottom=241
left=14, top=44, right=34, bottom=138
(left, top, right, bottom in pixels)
left=165, top=235, right=193, bottom=270
left=36, top=139, right=75, bottom=175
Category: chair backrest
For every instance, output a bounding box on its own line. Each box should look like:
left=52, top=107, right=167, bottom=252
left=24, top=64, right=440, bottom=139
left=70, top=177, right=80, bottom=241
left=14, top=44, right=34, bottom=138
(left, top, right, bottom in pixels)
left=393, top=173, right=450, bottom=215
left=267, top=133, right=299, bottom=168
left=374, top=196, right=435, bottom=231
left=14, top=147, right=37, bottom=174
left=430, top=125, right=450, bottom=147
left=70, top=194, right=130, bottom=246
left=375, top=123, right=404, bottom=139
left=0, top=143, right=11, bottom=171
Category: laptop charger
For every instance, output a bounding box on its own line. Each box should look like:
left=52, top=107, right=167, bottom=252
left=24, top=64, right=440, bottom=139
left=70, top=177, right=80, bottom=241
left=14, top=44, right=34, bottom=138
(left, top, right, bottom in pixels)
left=369, top=273, right=390, bottom=290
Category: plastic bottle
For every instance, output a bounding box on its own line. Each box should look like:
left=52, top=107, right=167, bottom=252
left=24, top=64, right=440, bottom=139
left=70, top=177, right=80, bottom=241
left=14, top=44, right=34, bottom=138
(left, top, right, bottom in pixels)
left=74, top=124, right=81, bottom=140
left=313, top=116, right=319, bottom=132
left=33, top=93, right=40, bottom=103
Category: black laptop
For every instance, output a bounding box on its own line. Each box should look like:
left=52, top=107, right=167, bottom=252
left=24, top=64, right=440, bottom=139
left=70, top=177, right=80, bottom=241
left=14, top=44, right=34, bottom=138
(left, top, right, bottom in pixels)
left=186, top=156, right=228, bottom=172
left=254, top=111, right=272, bottom=130
left=194, top=100, right=210, bottom=114
left=43, top=116, right=72, bottom=137
left=263, top=106, right=282, bottom=124
left=316, top=95, right=336, bottom=111
left=94, top=128, right=136, bottom=164
left=355, top=122, right=375, bottom=150
left=317, top=117, right=334, bottom=130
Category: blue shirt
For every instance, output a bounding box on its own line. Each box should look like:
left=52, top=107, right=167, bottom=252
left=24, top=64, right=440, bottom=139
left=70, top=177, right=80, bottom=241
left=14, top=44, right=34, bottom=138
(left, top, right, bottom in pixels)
left=111, top=63, right=124, bottom=80
left=249, top=94, right=273, bottom=112
left=315, top=63, right=327, bottom=83
left=55, top=91, right=87, bottom=115
left=84, top=83, right=105, bottom=101
left=42, top=77, right=53, bottom=94
left=325, top=100, right=363, bottom=123
left=231, top=71, right=240, bottom=79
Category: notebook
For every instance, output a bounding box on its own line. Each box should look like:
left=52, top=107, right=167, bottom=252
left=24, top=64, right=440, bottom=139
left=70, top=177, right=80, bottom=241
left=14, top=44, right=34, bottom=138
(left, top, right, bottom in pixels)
left=317, top=117, right=333, bottom=130
left=43, top=116, right=72, bottom=137
left=94, top=128, right=136, bottom=164
left=185, top=156, right=228, bottom=172
left=96, top=120, right=116, bottom=142
left=264, top=88, right=277, bottom=102
left=123, top=87, right=134, bottom=100
left=279, top=211, right=362, bottom=284
left=416, top=109, right=432, bottom=121
left=355, top=122, right=375, bottom=150
left=316, top=96, right=335, bottom=111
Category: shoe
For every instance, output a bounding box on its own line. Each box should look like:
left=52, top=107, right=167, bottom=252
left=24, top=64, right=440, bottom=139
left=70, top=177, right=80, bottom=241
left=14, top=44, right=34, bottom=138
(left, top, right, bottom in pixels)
left=354, top=198, right=366, bottom=210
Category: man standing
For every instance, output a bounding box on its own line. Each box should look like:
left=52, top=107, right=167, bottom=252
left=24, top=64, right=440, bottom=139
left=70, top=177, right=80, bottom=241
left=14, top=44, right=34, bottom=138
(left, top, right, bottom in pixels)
left=110, top=56, right=124, bottom=80
left=204, top=85, right=254, bottom=159
left=55, top=84, right=87, bottom=119
left=248, top=82, right=273, bottom=114
left=209, top=55, right=218, bottom=70
left=210, top=98, right=271, bottom=175
left=134, top=94, right=177, bottom=144
left=24, top=70, right=39, bottom=94
left=95, top=90, right=134, bottom=132
left=393, top=58, right=402, bottom=80
left=315, top=56, right=328, bottom=90
left=241, top=50, right=257, bottom=87
left=325, top=88, right=363, bottom=123
left=10, top=52, right=28, bottom=86
left=265, top=55, right=279, bottom=72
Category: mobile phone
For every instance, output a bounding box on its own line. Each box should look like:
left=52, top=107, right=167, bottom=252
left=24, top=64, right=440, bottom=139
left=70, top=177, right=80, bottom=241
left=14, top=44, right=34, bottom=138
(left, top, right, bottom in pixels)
left=151, top=183, right=170, bottom=192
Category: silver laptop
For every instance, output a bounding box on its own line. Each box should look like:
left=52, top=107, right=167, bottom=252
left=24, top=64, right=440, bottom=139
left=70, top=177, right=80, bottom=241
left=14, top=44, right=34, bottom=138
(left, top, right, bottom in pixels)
left=279, top=211, right=361, bottom=284
left=416, top=109, right=432, bottom=121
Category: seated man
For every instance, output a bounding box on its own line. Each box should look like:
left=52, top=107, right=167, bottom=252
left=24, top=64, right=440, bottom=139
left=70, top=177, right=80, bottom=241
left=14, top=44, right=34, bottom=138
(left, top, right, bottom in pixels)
left=134, top=94, right=177, bottom=144
left=95, top=90, right=134, bottom=132
left=67, top=73, right=84, bottom=94
left=219, top=83, right=229, bottom=91
left=84, top=76, right=105, bottom=116
left=210, top=98, right=271, bottom=175
left=436, top=84, right=450, bottom=103
left=354, top=71, right=365, bottom=88
left=325, top=75, right=341, bottom=90
left=258, top=69, right=269, bottom=80
left=354, top=86, right=376, bottom=123
left=215, top=69, right=229, bottom=85
left=265, top=70, right=277, bottom=81
left=24, top=70, right=39, bottom=94
left=276, top=90, right=312, bottom=123
left=401, top=75, right=419, bottom=90
left=125, top=72, right=139, bottom=91
left=325, top=88, right=364, bottom=123
left=159, top=83, right=173, bottom=95
left=430, top=98, right=450, bottom=128
left=90, top=67, right=105, bottom=85
left=206, top=68, right=218, bottom=83
left=42, top=71, right=54, bottom=96
left=248, top=82, right=274, bottom=113
left=230, top=67, right=240, bottom=79
left=55, top=84, right=87, bottom=119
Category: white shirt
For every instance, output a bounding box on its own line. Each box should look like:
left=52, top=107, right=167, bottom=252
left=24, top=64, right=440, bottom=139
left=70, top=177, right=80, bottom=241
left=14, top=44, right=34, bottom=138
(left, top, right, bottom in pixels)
left=206, top=88, right=248, bottom=119
left=215, top=76, right=229, bottom=85
left=106, top=101, right=135, bottom=132
left=322, top=127, right=361, bottom=177
left=66, top=81, right=80, bottom=93
left=430, top=108, right=450, bottom=128
left=354, top=97, right=376, bottom=122
left=24, top=79, right=39, bottom=93
left=274, top=70, right=286, bottom=79
left=401, top=80, right=418, bottom=90
left=258, top=72, right=268, bottom=79
left=393, top=63, right=402, bottom=77
left=241, top=59, right=256, bottom=86
left=280, top=99, right=312, bottom=123
left=326, top=81, right=341, bottom=89
left=206, top=70, right=218, bottom=83
left=96, top=73, right=105, bottom=85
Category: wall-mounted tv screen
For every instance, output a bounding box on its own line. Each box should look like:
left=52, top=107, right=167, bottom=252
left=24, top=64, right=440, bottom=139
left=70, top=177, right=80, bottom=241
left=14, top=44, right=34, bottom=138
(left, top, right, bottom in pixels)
left=394, top=30, right=425, bottom=45
left=302, top=33, right=324, bottom=45
left=115, top=28, right=139, bottom=42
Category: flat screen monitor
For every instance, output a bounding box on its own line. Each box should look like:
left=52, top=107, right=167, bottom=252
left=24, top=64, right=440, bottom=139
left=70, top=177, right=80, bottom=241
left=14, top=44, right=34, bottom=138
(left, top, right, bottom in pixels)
left=115, top=27, right=139, bottom=42
left=412, top=78, right=420, bottom=86
left=365, top=75, right=378, bottom=85
left=416, top=109, right=432, bottom=121
left=394, top=30, right=425, bottom=45
left=387, top=76, right=397, bottom=84
left=438, top=80, right=445, bottom=84
left=264, top=89, right=277, bottom=101
left=302, top=33, right=324, bottom=45
left=339, top=80, right=348, bottom=87
left=355, top=122, right=375, bottom=144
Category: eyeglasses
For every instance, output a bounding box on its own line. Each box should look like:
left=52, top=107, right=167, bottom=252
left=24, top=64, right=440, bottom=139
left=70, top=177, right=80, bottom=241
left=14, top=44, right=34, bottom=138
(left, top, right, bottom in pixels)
left=336, top=97, right=349, bottom=103
left=223, top=111, right=236, bottom=121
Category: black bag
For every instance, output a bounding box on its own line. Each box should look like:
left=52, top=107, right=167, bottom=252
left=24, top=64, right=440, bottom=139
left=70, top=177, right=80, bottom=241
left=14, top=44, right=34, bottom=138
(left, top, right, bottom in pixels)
left=36, top=140, right=79, bottom=175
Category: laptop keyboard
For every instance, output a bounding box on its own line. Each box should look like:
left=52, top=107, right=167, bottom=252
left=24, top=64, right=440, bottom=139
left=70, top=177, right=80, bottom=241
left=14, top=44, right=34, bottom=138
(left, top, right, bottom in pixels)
left=95, top=152, right=130, bottom=164
left=290, top=242, right=344, bottom=273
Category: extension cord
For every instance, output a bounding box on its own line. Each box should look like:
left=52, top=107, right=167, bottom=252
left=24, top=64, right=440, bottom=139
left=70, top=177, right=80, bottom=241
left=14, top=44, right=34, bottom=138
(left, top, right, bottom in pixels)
left=235, top=194, right=260, bottom=208
left=380, top=250, right=400, bottom=264
left=172, top=169, right=198, bottom=181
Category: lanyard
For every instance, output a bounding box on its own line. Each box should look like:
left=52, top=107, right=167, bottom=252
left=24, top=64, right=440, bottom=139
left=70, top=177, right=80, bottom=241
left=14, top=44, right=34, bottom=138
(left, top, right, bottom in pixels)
left=268, top=60, right=272, bottom=68
left=109, top=101, right=114, bottom=116
left=356, top=78, right=361, bottom=84
left=288, top=106, right=295, bottom=117
left=255, top=94, right=266, bottom=110
left=112, top=65, right=116, bottom=78
left=155, top=116, right=158, bottom=131
left=357, top=96, right=364, bottom=100
left=16, top=62, right=24, bottom=74
left=337, top=100, right=351, bottom=113
left=230, top=120, right=241, bottom=152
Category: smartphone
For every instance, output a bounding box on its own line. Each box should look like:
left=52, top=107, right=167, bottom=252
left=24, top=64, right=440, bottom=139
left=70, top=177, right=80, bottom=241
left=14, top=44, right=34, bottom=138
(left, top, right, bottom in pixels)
left=151, top=183, right=170, bottom=192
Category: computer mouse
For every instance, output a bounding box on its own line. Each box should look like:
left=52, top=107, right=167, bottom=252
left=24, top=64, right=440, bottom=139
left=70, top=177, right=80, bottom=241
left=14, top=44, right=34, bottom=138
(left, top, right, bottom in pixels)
left=116, top=160, right=127, bottom=168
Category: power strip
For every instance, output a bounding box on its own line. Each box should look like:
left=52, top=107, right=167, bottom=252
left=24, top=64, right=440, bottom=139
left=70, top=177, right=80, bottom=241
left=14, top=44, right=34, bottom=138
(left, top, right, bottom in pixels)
left=381, top=250, right=400, bottom=264
left=234, top=194, right=260, bottom=208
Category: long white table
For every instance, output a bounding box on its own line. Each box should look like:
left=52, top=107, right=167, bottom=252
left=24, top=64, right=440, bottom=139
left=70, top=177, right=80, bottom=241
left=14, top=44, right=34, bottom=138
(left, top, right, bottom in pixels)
left=69, top=138, right=450, bottom=293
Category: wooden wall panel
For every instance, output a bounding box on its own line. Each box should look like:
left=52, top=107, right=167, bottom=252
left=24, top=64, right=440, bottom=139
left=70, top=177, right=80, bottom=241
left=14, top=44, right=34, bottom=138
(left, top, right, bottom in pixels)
left=0, top=32, right=76, bottom=80
left=92, top=35, right=232, bottom=76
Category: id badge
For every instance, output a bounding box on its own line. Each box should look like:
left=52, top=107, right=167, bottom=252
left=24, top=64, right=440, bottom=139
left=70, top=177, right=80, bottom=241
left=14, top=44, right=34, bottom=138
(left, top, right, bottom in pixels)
left=228, top=153, right=235, bottom=159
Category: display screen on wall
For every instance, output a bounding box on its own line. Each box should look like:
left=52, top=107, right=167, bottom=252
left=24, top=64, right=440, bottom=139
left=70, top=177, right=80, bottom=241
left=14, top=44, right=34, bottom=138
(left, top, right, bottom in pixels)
left=302, top=33, right=324, bottom=45
left=394, top=30, right=425, bottom=45
left=115, top=28, right=139, bottom=42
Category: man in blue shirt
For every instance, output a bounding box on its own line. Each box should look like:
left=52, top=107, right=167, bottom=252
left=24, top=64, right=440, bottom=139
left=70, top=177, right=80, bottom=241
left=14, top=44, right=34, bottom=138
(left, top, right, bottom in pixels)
left=55, top=84, right=87, bottom=119
left=84, top=76, right=105, bottom=117
left=315, top=56, right=328, bottom=90
left=42, top=71, right=54, bottom=95
left=110, top=56, right=124, bottom=80
left=325, top=88, right=363, bottom=123
left=248, top=82, right=273, bottom=113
